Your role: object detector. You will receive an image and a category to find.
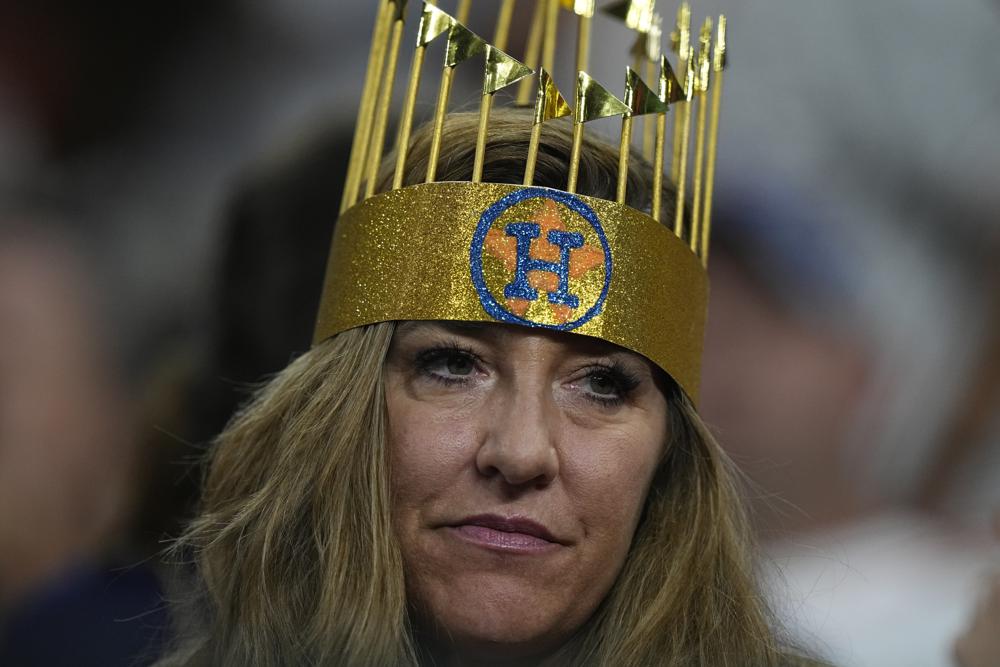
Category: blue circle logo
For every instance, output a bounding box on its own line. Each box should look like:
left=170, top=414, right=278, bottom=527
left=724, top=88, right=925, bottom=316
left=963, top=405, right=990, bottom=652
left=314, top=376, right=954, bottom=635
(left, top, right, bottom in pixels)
left=469, top=188, right=613, bottom=331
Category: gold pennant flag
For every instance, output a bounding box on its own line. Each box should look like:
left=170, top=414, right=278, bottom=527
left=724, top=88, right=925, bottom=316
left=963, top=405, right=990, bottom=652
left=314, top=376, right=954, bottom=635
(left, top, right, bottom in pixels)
left=559, top=0, right=596, bottom=17
left=533, top=68, right=573, bottom=124
left=670, top=2, right=692, bottom=56
left=446, top=22, right=487, bottom=67
left=523, top=68, right=572, bottom=186
left=474, top=47, right=533, bottom=182
left=418, top=3, right=455, bottom=46
left=713, top=14, right=728, bottom=72
left=484, top=46, right=534, bottom=94
left=577, top=72, right=631, bottom=123
left=695, top=17, right=712, bottom=93
left=646, top=13, right=663, bottom=61
left=604, top=0, right=655, bottom=33
left=659, top=54, right=685, bottom=104
left=624, top=67, right=668, bottom=116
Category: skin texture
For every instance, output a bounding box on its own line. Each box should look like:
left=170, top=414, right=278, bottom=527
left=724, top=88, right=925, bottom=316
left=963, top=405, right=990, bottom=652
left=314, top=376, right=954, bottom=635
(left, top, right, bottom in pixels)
left=385, top=322, right=669, bottom=665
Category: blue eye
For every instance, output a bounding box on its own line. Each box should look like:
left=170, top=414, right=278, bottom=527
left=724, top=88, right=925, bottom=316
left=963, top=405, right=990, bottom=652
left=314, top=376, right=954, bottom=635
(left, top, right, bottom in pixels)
left=442, top=352, right=475, bottom=376
left=580, top=364, right=639, bottom=407
left=587, top=372, right=619, bottom=396
left=416, top=347, right=479, bottom=384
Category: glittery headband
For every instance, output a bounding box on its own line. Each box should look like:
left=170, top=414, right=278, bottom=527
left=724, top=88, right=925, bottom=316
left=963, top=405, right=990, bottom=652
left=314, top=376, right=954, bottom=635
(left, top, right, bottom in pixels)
left=314, top=0, right=729, bottom=402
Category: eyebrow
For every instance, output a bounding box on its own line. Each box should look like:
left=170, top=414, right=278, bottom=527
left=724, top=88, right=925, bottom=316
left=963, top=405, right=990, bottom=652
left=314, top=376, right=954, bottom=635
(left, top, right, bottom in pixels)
left=396, top=320, right=641, bottom=363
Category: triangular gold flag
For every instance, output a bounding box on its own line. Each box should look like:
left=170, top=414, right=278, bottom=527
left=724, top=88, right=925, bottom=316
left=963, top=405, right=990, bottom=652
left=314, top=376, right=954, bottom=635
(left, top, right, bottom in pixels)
left=646, top=13, right=663, bottom=60
left=533, top=68, right=573, bottom=124
left=714, top=15, right=728, bottom=71
left=559, top=0, right=595, bottom=17
left=603, top=0, right=654, bottom=33
left=418, top=3, right=455, bottom=46
left=659, top=55, right=685, bottom=105
left=624, top=67, right=667, bottom=116
left=576, top=71, right=630, bottom=123
left=446, top=23, right=487, bottom=67
left=484, top=46, right=534, bottom=94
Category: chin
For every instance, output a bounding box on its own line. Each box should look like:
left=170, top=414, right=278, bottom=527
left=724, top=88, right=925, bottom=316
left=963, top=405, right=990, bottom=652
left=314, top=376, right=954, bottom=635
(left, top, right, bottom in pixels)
left=411, top=570, right=584, bottom=660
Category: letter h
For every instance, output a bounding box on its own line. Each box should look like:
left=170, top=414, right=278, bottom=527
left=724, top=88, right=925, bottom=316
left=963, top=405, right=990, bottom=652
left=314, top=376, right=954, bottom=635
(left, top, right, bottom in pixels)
left=503, top=222, right=584, bottom=309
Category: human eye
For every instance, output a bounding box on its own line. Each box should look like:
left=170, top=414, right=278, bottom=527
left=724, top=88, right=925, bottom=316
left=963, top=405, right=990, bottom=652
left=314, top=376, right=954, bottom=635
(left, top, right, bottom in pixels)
left=414, top=346, right=481, bottom=386
left=577, top=363, right=640, bottom=408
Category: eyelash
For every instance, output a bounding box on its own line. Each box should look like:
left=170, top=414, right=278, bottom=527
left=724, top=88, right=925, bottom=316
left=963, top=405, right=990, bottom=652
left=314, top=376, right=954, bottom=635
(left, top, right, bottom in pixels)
left=578, top=363, right=640, bottom=408
left=414, top=344, right=482, bottom=387
left=413, top=345, right=640, bottom=407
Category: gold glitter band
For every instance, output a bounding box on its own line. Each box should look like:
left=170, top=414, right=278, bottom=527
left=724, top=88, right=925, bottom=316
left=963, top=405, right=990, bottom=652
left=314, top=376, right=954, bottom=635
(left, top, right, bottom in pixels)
left=314, top=182, right=708, bottom=402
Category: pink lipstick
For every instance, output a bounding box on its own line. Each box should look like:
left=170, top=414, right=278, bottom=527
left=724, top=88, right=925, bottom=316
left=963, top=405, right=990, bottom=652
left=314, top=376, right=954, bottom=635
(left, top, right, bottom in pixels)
left=448, top=514, right=562, bottom=554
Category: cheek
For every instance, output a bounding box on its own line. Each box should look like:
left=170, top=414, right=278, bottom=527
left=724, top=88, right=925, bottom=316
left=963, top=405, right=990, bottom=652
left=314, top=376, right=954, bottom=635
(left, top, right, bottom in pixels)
left=563, top=420, right=666, bottom=539
left=386, top=389, right=481, bottom=510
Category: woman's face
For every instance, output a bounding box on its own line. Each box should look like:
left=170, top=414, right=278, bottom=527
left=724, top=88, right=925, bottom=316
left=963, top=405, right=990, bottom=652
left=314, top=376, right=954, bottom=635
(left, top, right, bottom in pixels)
left=385, top=321, right=669, bottom=662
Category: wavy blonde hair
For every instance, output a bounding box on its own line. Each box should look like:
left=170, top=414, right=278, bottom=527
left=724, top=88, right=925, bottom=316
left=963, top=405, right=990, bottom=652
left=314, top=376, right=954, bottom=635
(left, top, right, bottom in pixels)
left=161, top=112, right=819, bottom=666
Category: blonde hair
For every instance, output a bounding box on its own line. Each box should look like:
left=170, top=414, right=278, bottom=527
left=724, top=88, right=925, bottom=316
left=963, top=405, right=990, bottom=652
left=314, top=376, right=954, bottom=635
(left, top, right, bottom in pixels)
left=161, top=112, right=820, bottom=666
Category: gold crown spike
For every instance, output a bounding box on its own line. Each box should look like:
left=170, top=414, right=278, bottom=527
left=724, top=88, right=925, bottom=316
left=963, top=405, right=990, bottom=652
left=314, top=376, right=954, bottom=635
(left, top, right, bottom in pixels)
left=673, top=44, right=695, bottom=239
left=473, top=47, right=534, bottom=183
left=523, top=68, right=573, bottom=186
left=652, top=54, right=684, bottom=223
left=699, top=14, right=726, bottom=265
left=363, top=2, right=411, bottom=199
left=340, top=0, right=399, bottom=213
left=392, top=2, right=452, bottom=190
left=542, top=1, right=595, bottom=88
left=604, top=0, right=655, bottom=32
left=456, top=0, right=472, bottom=24
left=642, top=13, right=663, bottom=161
left=318, top=1, right=731, bottom=403
left=494, top=0, right=517, bottom=51
left=568, top=71, right=630, bottom=193
left=688, top=16, right=712, bottom=256
left=516, top=1, right=548, bottom=105
left=604, top=2, right=660, bottom=163
left=426, top=20, right=488, bottom=183
left=618, top=67, right=668, bottom=203
left=563, top=0, right=596, bottom=77
left=542, top=0, right=560, bottom=75
left=669, top=2, right=691, bottom=182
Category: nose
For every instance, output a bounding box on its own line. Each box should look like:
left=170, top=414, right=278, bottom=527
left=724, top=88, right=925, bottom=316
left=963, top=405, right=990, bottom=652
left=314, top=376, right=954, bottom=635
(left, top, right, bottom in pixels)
left=475, top=380, right=559, bottom=488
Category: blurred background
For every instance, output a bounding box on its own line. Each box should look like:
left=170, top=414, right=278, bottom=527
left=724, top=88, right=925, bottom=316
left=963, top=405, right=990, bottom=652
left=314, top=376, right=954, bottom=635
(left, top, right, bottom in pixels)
left=0, top=0, right=997, bottom=665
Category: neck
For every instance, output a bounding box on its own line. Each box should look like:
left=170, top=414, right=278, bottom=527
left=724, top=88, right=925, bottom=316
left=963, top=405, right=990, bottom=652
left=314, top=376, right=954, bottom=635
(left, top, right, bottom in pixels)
left=415, top=627, right=563, bottom=667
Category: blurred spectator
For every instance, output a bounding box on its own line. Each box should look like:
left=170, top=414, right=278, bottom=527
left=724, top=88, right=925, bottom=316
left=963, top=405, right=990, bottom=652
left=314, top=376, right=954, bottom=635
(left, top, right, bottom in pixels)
left=953, top=513, right=1000, bottom=667
left=699, top=179, right=1000, bottom=667
left=0, top=218, right=168, bottom=665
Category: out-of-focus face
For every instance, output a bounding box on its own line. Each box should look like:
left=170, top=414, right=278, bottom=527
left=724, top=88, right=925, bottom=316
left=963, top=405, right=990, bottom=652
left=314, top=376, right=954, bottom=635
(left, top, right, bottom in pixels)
left=385, top=321, right=669, bottom=663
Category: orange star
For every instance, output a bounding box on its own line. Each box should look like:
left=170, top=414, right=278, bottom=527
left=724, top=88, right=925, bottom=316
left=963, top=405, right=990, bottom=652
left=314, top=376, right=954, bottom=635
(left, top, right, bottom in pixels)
left=482, top=198, right=605, bottom=320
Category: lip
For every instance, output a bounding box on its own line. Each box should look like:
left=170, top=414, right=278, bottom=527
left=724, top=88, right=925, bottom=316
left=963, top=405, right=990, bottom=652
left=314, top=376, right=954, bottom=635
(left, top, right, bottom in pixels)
left=447, top=514, right=565, bottom=554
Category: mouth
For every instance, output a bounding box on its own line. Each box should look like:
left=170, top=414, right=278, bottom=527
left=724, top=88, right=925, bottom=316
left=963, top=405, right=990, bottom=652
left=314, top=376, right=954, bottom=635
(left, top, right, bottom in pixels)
left=446, top=514, right=565, bottom=554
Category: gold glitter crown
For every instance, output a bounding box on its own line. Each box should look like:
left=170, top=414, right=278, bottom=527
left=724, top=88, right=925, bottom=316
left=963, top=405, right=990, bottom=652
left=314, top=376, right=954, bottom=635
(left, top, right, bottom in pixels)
left=314, top=0, right=729, bottom=402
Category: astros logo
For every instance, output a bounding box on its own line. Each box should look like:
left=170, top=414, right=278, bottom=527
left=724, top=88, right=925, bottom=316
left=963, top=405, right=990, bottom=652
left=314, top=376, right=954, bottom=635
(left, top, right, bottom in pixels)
left=470, top=188, right=613, bottom=331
